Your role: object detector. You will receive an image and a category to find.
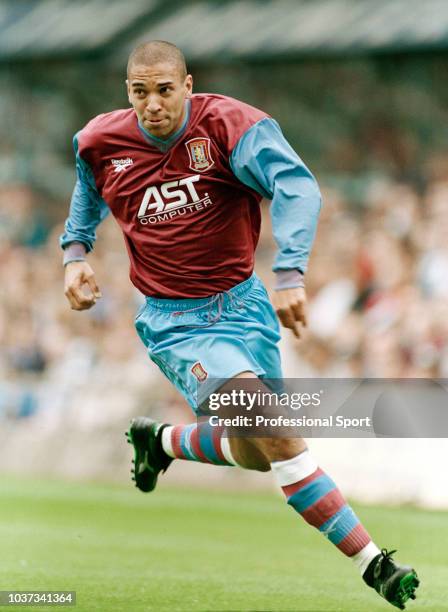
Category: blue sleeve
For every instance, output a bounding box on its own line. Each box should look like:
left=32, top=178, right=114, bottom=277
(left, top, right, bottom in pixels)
left=229, top=117, right=322, bottom=274
left=59, top=132, right=109, bottom=252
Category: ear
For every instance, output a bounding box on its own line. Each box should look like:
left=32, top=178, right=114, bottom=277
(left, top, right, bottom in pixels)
left=185, top=74, right=193, bottom=98
left=125, top=79, right=132, bottom=105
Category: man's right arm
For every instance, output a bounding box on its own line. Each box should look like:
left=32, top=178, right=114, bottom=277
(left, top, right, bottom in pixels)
left=61, top=132, right=109, bottom=310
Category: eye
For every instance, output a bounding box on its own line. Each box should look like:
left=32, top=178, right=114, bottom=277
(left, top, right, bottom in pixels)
left=160, top=86, right=172, bottom=95
left=133, top=89, right=146, bottom=98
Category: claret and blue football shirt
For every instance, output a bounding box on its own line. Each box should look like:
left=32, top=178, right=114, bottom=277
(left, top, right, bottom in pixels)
left=61, top=93, right=321, bottom=298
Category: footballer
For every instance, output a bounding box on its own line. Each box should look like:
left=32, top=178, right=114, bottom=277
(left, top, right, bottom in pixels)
left=61, top=41, right=419, bottom=610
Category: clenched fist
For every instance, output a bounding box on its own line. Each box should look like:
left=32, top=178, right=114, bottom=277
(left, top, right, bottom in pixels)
left=64, top=261, right=101, bottom=311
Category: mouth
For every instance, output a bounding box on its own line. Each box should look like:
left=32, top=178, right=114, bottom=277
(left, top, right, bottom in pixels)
left=145, top=117, right=165, bottom=126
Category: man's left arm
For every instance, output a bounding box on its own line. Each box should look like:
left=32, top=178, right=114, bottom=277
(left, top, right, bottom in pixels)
left=230, top=117, right=322, bottom=338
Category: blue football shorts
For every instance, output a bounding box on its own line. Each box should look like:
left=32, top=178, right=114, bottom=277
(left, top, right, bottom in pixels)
left=134, top=273, right=283, bottom=413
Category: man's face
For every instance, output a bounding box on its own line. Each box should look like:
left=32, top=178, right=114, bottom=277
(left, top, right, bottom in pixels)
left=127, top=62, right=193, bottom=139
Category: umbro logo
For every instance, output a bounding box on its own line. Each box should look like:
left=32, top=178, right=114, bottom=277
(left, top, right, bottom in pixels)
left=111, top=158, right=133, bottom=173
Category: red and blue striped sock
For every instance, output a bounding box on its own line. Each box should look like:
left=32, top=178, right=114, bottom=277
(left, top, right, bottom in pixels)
left=161, top=422, right=236, bottom=466
left=271, top=451, right=380, bottom=572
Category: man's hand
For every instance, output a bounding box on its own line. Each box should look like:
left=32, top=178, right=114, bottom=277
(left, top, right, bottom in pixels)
left=64, top=261, right=101, bottom=311
left=271, top=287, right=307, bottom=339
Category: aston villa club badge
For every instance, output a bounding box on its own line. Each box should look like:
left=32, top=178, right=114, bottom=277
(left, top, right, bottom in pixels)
left=185, top=137, right=215, bottom=173
left=191, top=361, right=208, bottom=382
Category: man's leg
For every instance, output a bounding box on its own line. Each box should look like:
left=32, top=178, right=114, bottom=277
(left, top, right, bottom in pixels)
left=127, top=413, right=258, bottom=494
left=227, top=372, right=419, bottom=610
left=227, top=374, right=378, bottom=565
left=228, top=373, right=374, bottom=551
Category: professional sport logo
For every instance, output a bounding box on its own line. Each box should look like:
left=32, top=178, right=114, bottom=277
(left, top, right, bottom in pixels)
left=111, top=158, right=133, bottom=173
left=185, top=137, right=214, bottom=173
left=191, top=362, right=208, bottom=382
left=137, top=175, right=215, bottom=225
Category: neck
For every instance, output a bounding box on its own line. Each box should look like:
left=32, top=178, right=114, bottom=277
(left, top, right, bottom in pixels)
left=137, top=99, right=191, bottom=151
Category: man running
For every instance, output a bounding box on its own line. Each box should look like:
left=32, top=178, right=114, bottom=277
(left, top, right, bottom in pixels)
left=61, top=40, right=419, bottom=610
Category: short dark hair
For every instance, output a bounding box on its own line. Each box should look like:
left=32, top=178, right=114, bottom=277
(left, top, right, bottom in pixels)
left=127, top=40, right=187, bottom=79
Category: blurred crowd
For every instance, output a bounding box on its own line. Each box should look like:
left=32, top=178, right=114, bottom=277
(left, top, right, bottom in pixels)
left=1, top=164, right=447, bottom=421
left=0, top=184, right=172, bottom=421
left=294, top=173, right=448, bottom=378
left=1, top=54, right=448, bottom=422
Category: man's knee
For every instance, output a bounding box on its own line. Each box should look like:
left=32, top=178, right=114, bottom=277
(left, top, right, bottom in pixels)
left=229, top=436, right=307, bottom=471
left=252, top=436, right=307, bottom=463
left=212, top=371, right=307, bottom=468
left=228, top=437, right=271, bottom=472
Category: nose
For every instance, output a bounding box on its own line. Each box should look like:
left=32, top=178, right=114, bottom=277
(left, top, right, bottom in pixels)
left=145, top=95, right=162, bottom=114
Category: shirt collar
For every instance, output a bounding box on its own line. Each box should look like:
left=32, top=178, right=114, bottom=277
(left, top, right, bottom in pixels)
left=138, top=99, right=191, bottom=152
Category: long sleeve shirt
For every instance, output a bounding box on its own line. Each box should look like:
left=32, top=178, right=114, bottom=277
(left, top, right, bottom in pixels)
left=60, top=94, right=321, bottom=298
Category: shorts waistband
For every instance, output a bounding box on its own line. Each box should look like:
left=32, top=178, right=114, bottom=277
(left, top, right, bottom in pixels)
left=145, top=273, right=257, bottom=312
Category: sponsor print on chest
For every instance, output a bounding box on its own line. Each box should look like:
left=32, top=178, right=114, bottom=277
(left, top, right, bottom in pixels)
left=137, top=174, right=214, bottom=225
left=123, top=136, right=217, bottom=226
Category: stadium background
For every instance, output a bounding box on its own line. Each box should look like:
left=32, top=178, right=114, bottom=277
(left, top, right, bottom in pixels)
left=0, top=0, right=448, bottom=612
left=0, top=3, right=448, bottom=609
left=1, top=0, right=448, bottom=503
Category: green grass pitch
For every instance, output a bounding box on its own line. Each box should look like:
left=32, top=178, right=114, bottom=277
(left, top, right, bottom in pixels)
left=1, top=476, right=447, bottom=611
